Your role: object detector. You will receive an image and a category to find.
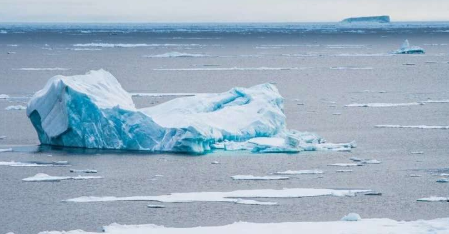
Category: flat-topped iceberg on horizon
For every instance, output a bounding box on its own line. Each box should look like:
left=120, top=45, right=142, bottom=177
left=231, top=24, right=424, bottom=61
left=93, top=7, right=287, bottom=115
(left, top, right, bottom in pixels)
left=341, top=15, right=390, bottom=24
left=393, top=40, right=425, bottom=54
left=26, top=70, right=354, bottom=154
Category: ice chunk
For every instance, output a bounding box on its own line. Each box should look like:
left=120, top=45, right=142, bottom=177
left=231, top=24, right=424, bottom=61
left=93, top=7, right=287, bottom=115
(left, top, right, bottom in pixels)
left=65, top=188, right=371, bottom=205
left=211, top=161, right=220, bottom=164
left=0, top=161, right=70, bottom=167
left=22, top=173, right=102, bottom=182
left=0, top=148, right=12, bottom=153
left=393, top=40, right=425, bottom=54
left=39, top=217, right=449, bottom=234
left=341, top=213, right=362, bottom=221
left=328, top=163, right=359, bottom=167
left=0, top=30, right=7, bottom=34
left=275, top=170, right=324, bottom=175
left=154, top=67, right=305, bottom=71
left=5, top=105, right=26, bottom=110
left=70, top=169, right=98, bottom=173
left=417, top=196, right=449, bottom=202
left=27, top=70, right=352, bottom=154
left=341, top=15, right=390, bottom=24
left=0, top=136, right=6, bottom=140
left=144, top=52, right=208, bottom=58
left=147, top=204, right=165, bottom=208
left=375, top=125, right=449, bottom=130
left=436, top=178, right=448, bottom=183
left=231, top=175, right=289, bottom=180
left=0, top=94, right=10, bottom=99
left=336, top=170, right=353, bottom=173
left=410, top=151, right=424, bottom=154
left=361, top=159, right=382, bottom=164
left=345, top=102, right=423, bottom=107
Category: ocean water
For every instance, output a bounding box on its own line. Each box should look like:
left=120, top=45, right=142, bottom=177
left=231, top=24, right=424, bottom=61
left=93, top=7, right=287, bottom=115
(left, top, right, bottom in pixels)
left=0, top=23, right=449, bottom=233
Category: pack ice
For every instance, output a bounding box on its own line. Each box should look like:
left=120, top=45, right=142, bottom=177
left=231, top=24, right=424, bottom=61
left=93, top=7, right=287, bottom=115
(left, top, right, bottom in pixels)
left=26, top=70, right=354, bottom=154
left=393, top=40, right=425, bottom=54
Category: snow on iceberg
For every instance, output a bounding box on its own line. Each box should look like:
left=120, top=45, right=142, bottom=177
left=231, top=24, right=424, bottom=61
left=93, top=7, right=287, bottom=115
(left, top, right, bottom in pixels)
left=341, top=15, right=390, bottom=24
left=393, top=40, right=425, bottom=54
left=39, top=217, right=449, bottom=234
left=65, top=188, right=371, bottom=205
left=27, top=69, right=354, bottom=154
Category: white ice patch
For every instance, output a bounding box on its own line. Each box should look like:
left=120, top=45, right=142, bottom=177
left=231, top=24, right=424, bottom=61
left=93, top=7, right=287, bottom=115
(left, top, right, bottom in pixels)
left=330, top=67, right=373, bottom=70
left=65, top=188, right=371, bottom=205
left=328, top=163, right=359, bottom=167
left=0, top=161, right=70, bottom=167
left=375, top=125, right=449, bottom=130
left=410, top=151, right=424, bottom=154
left=0, top=148, right=13, bottom=153
left=275, top=170, right=324, bottom=175
left=436, top=178, right=449, bottom=183
left=38, top=217, right=449, bottom=234
left=73, top=43, right=200, bottom=48
left=231, top=175, right=289, bottom=180
left=5, top=105, right=26, bottom=110
left=153, top=67, right=306, bottom=71
left=15, top=68, right=69, bottom=71
left=70, top=169, right=98, bottom=173
left=336, top=170, right=353, bottom=173
left=417, top=196, right=449, bottom=202
left=144, top=52, right=208, bottom=58
left=22, top=173, right=102, bottom=182
left=147, top=204, right=165, bottom=208
left=341, top=213, right=362, bottom=221
left=422, top=99, right=449, bottom=103
left=345, top=102, right=423, bottom=107
left=0, top=94, right=10, bottom=99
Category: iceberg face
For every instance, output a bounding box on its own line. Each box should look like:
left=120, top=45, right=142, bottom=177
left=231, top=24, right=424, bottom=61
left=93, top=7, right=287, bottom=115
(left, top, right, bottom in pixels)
left=341, top=15, right=390, bottom=24
left=393, top=40, right=425, bottom=54
left=27, top=70, right=353, bottom=154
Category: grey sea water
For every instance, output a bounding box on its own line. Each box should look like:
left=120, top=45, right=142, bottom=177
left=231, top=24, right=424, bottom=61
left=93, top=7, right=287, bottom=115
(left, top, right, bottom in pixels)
left=0, top=23, right=449, bottom=233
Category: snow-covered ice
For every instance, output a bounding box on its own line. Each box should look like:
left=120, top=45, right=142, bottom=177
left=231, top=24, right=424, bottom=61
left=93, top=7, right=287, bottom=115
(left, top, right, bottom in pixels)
left=328, top=163, right=359, bottom=167
left=38, top=217, right=449, bottom=234
left=5, top=105, right=26, bottom=110
left=436, top=178, right=448, bottom=183
left=70, top=169, right=98, bottom=173
left=0, top=161, right=70, bottom=167
left=393, top=40, right=425, bottom=54
left=275, top=170, right=324, bottom=175
left=375, top=125, right=449, bottom=130
left=341, top=213, right=362, bottom=221
left=144, top=52, right=208, bottom=58
left=231, top=175, right=289, bottom=180
left=417, top=196, right=449, bottom=202
left=0, top=148, right=13, bottom=153
left=345, top=102, right=423, bottom=107
left=147, top=204, right=165, bottom=208
left=65, top=188, right=371, bottom=205
left=22, top=173, right=102, bottom=182
left=0, top=94, right=9, bottom=99
left=410, top=151, right=424, bottom=154
left=26, top=69, right=354, bottom=154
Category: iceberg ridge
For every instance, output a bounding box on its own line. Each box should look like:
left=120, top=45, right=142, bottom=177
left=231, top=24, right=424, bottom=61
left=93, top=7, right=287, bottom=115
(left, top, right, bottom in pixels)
left=27, top=69, right=353, bottom=154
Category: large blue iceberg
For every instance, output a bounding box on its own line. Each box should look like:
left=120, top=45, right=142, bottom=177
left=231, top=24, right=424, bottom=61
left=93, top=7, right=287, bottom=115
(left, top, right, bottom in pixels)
left=26, top=70, right=354, bottom=154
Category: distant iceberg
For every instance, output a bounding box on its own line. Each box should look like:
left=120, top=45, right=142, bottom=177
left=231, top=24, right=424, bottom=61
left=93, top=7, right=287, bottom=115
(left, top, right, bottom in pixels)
left=27, top=70, right=354, bottom=154
left=393, top=40, right=425, bottom=54
left=341, top=15, right=390, bottom=24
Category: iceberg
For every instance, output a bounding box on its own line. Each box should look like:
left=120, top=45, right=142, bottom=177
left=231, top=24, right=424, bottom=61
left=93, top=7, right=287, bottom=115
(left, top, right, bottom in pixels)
left=393, top=40, right=425, bottom=54
left=341, top=15, right=390, bottom=24
left=26, top=69, right=354, bottom=154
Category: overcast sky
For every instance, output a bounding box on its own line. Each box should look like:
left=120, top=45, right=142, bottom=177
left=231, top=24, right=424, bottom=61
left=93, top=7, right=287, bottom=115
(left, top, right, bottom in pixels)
left=1, top=0, right=448, bottom=23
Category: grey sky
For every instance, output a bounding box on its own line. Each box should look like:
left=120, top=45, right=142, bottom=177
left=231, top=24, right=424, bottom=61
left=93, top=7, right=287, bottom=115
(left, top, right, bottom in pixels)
left=0, top=0, right=448, bottom=22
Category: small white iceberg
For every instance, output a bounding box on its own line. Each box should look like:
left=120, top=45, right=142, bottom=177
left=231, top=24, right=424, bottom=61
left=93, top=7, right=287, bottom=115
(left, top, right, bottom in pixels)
left=147, top=204, right=165, bottom=208
left=231, top=175, right=289, bottom=180
left=70, top=169, right=98, bottom=173
left=5, top=105, right=26, bottom=110
left=436, top=178, right=449, bottom=183
left=328, top=163, right=359, bottom=167
left=0, top=161, right=69, bottom=167
left=275, top=170, right=324, bottom=175
left=0, top=94, right=9, bottom=99
left=393, top=40, right=425, bottom=54
left=341, top=213, right=362, bottom=221
left=22, top=173, right=102, bottom=182
left=417, top=196, right=449, bottom=202
left=0, top=148, right=12, bottom=153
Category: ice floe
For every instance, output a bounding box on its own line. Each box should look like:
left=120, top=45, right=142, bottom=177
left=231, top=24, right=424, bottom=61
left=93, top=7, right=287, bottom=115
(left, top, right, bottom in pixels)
left=70, top=169, right=98, bottom=173
left=275, top=170, right=324, bottom=175
left=153, top=67, right=306, bottom=71
left=436, top=178, right=449, bottom=183
left=0, top=148, right=12, bottom=153
left=0, top=94, right=9, bottom=99
left=375, top=125, right=449, bottom=130
left=341, top=213, right=362, bottom=221
left=147, top=204, right=165, bottom=208
left=0, top=136, right=6, bottom=140
left=73, top=43, right=200, bottom=48
left=15, top=68, right=69, bottom=71
left=328, top=163, right=359, bottom=167
left=38, top=217, right=449, bottom=234
left=417, top=196, right=449, bottom=202
left=231, top=175, right=289, bottom=180
left=336, top=170, right=353, bottom=173
left=345, top=102, right=423, bottom=107
left=22, top=173, right=102, bottom=182
left=393, top=40, right=425, bottom=54
left=5, top=105, right=26, bottom=110
left=65, top=188, right=370, bottom=205
left=27, top=69, right=354, bottom=154
left=410, top=151, right=424, bottom=154
left=144, top=52, right=208, bottom=58
left=0, top=161, right=70, bottom=167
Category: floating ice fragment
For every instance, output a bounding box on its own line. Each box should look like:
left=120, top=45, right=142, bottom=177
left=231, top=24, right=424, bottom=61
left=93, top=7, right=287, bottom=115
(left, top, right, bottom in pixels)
left=38, top=217, right=449, bottom=234
left=345, top=102, right=423, bottom=107
left=65, top=188, right=371, bottom=205
left=393, top=40, right=425, bottom=54
left=27, top=70, right=353, bottom=154
left=0, top=161, right=70, bottom=167
left=417, top=196, right=449, bottom=202
left=70, top=169, right=98, bottom=173
left=409, top=174, right=422, bottom=177
left=147, top=204, right=165, bottom=208
left=0, top=94, right=9, bottom=99
left=436, top=178, right=449, bottom=183
left=328, top=163, right=359, bottom=167
left=5, top=105, right=26, bottom=110
left=422, top=99, right=449, bottom=103
left=22, top=173, right=102, bottom=182
left=144, top=52, right=208, bottom=58
left=410, top=151, right=424, bottom=154
left=336, top=170, right=353, bottom=173
left=0, top=148, right=12, bottom=153
left=350, top=157, right=363, bottom=162
left=441, top=173, right=449, bottom=177
left=231, top=175, right=289, bottom=180
left=362, top=159, right=381, bottom=164
left=0, top=30, right=7, bottom=34
left=275, top=170, right=324, bottom=175
left=341, top=213, right=362, bottom=221
left=0, top=136, right=6, bottom=140
left=211, top=161, right=220, bottom=164
left=375, top=125, right=449, bottom=130
left=330, top=67, right=373, bottom=70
